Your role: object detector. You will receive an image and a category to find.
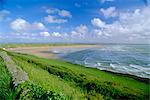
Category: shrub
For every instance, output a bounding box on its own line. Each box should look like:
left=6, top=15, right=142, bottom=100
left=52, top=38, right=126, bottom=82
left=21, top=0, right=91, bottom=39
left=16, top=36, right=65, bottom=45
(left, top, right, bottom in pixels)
left=15, top=81, right=65, bottom=100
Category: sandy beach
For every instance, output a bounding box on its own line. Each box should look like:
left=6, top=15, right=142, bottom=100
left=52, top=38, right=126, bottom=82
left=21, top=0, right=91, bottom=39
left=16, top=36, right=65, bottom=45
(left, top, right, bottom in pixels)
left=7, top=45, right=100, bottom=59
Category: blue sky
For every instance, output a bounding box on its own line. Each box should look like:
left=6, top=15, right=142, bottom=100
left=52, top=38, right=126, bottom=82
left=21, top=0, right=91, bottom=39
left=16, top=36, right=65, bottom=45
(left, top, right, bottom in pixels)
left=0, top=0, right=149, bottom=43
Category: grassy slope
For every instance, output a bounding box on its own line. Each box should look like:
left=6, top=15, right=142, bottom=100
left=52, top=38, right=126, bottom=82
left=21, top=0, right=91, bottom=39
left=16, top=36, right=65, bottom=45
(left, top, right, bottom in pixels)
left=8, top=52, right=149, bottom=100
left=0, top=55, right=15, bottom=99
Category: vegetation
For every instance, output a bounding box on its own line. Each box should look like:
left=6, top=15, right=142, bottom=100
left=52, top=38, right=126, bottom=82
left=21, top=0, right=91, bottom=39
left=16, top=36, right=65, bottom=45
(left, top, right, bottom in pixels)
left=0, top=49, right=149, bottom=99
left=0, top=55, right=14, bottom=99
left=15, top=81, right=65, bottom=100
left=9, top=52, right=150, bottom=99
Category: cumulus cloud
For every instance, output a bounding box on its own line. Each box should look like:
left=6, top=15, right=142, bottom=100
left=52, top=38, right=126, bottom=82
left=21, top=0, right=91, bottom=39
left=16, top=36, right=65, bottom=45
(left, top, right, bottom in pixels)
left=100, top=7, right=117, bottom=18
left=46, top=8, right=72, bottom=18
left=51, top=32, right=68, bottom=38
left=32, top=22, right=46, bottom=30
left=44, top=15, right=67, bottom=23
left=45, top=8, right=72, bottom=24
left=10, top=18, right=30, bottom=32
left=40, top=31, right=50, bottom=37
left=93, top=29, right=111, bottom=37
left=0, top=10, right=10, bottom=21
left=91, top=18, right=106, bottom=28
left=91, top=6, right=150, bottom=41
left=71, top=24, right=88, bottom=38
left=51, top=32, right=62, bottom=37
left=76, top=24, right=88, bottom=34
left=10, top=18, right=46, bottom=32
left=58, top=10, right=72, bottom=18
left=118, top=7, right=150, bottom=36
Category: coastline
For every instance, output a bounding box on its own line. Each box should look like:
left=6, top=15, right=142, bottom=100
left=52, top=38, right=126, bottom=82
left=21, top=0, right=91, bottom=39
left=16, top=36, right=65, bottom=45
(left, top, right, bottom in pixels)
left=5, top=45, right=150, bottom=82
left=64, top=61, right=150, bottom=84
left=6, top=44, right=101, bottom=59
left=0, top=48, right=149, bottom=99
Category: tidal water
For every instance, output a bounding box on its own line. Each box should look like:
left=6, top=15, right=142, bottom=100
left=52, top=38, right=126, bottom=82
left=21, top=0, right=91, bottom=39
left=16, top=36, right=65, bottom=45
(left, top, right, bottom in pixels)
left=55, top=44, right=150, bottom=78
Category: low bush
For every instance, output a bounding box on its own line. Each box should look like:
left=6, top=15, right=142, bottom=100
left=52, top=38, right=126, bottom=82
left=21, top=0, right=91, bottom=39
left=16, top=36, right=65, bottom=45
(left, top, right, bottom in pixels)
left=15, top=81, right=65, bottom=100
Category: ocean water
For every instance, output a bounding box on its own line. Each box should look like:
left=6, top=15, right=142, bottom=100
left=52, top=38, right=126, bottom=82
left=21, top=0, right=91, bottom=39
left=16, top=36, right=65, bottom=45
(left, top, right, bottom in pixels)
left=57, top=45, right=150, bottom=78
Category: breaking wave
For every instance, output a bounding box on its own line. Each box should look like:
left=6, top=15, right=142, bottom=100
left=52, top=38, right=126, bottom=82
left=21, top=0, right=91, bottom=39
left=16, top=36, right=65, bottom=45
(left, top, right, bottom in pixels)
left=60, top=45, right=150, bottom=78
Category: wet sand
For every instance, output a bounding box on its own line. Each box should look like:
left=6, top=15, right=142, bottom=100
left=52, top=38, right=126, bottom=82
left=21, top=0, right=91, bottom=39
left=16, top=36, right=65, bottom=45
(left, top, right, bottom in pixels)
left=7, top=45, right=100, bottom=59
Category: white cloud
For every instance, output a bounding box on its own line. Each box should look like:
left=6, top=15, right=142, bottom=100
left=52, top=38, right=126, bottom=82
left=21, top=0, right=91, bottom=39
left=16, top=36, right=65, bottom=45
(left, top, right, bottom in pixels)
left=93, top=29, right=103, bottom=36
left=45, top=8, right=72, bottom=18
left=10, top=18, right=46, bottom=32
left=44, top=8, right=71, bottom=24
left=44, top=15, right=67, bottom=23
left=91, top=18, right=106, bottom=28
left=40, top=31, right=50, bottom=37
left=71, top=24, right=88, bottom=38
left=32, top=22, right=46, bottom=30
left=93, top=28, right=113, bottom=37
left=100, top=7, right=117, bottom=18
left=58, top=10, right=72, bottom=18
left=51, top=32, right=68, bottom=38
left=91, top=6, right=150, bottom=41
left=76, top=24, right=88, bottom=34
left=10, top=18, right=30, bottom=32
left=51, top=32, right=62, bottom=37
left=0, top=10, right=10, bottom=21
left=118, top=6, right=150, bottom=35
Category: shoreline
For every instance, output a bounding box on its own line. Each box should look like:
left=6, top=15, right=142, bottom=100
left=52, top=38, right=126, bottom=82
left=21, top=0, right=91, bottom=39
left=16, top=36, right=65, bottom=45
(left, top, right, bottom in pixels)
left=5, top=45, right=150, bottom=83
left=6, top=44, right=101, bottom=59
left=64, top=61, right=150, bottom=84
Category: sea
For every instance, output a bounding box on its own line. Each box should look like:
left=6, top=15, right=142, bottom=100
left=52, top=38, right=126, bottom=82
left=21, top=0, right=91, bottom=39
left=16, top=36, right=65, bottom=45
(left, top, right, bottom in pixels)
left=53, top=44, right=150, bottom=79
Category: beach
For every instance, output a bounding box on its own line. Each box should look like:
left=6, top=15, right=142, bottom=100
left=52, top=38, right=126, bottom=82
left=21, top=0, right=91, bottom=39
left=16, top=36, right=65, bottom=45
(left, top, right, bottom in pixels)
left=7, top=45, right=100, bottom=59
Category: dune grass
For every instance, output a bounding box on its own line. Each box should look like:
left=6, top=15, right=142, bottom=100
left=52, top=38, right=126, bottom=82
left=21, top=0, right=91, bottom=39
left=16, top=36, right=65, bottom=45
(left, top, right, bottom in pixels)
left=7, top=52, right=150, bottom=100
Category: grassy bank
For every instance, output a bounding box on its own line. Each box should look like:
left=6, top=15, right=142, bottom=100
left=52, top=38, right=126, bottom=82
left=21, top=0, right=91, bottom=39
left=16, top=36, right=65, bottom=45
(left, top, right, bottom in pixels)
left=8, top=51, right=150, bottom=100
left=0, top=55, right=14, bottom=99
left=0, top=49, right=149, bottom=99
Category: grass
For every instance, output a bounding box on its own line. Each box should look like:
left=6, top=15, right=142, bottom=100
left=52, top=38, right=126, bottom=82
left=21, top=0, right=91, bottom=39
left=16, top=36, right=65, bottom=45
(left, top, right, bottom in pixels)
left=0, top=55, right=15, bottom=99
left=14, top=57, right=86, bottom=99
left=7, top=51, right=150, bottom=100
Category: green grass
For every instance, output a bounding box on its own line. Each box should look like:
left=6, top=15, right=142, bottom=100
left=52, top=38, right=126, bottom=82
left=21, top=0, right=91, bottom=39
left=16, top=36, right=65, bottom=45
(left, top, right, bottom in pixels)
left=14, top=58, right=86, bottom=99
left=14, top=81, right=66, bottom=100
left=0, top=55, right=14, bottom=99
left=7, top=52, right=150, bottom=100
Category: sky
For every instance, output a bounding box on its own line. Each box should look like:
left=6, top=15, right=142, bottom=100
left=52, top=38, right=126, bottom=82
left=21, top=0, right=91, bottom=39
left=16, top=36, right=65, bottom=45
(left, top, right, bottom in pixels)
left=0, top=0, right=150, bottom=43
